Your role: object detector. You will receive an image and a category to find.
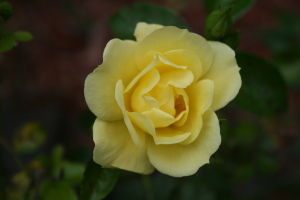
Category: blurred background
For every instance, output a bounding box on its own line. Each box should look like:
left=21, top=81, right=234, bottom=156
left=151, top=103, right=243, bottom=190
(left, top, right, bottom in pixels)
left=1, top=0, right=300, bottom=199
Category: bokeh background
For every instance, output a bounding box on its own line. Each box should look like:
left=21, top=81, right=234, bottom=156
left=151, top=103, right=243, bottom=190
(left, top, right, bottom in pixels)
left=1, top=0, right=300, bottom=199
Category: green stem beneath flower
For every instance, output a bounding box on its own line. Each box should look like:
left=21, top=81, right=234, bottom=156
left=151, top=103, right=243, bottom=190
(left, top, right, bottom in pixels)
left=141, top=175, right=154, bottom=200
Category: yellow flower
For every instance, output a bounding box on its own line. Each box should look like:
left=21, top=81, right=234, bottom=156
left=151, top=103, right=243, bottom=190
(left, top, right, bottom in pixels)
left=84, top=22, right=241, bottom=177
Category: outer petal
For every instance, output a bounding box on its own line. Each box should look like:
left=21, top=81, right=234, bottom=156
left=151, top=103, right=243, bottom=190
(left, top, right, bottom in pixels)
left=203, top=41, right=242, bottom=111
left=93, top=118, right=154, bottom=174
left=84, top=39, right=139, bottom=121
left=147, top=108, right=221, bottom=177
left=134, top=26, right=213, bottom=75
left=134, top=22, right=164, bottom=42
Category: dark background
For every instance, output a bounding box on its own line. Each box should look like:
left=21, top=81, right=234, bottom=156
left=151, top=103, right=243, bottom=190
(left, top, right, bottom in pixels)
left=1, top=0, right=300, bottom=199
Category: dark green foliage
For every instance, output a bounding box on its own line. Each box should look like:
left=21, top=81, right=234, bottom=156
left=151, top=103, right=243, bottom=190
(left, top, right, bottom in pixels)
left=110, top=2, right=190, bottom=40
left=13, top=31, right=33, bottom=42
left=263, top=11, right=300, bottom=64
left=0, top=32, right=14, bottom=52
left=203, top=0, right=257, bottom=21
left=233, top=52, right=288, bottom=116
left=221, top=29, right=240, bottom=49
left=0, top=1, right=13, bottom=21
left=81, top=159, right=119, bottom=200
left=39, top=181, right=77, bottom=200
left=204, top=4, right=233, bottom=40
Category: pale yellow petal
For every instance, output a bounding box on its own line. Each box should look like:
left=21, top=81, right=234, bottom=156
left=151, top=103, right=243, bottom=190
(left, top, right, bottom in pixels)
left=102, top=39, right=140, bottom=86
left=134, top=26, right=213, bottom=74
left=124, top=40, right=137, bottom=46
left=85, top=70, right=122, bottom=121
left=158, top=86, right=176, bottom=116
left=157, top=69, right=194, bottom=88
left=158, top=55, right=187, bottom=73
left=93, top=118, right=154, bottom=174
left=160, top=49, right=202, bottom=83
left=115, top=80, right=146, bottom=148
left=155, top=127, right=191, bottom=145
left=203, top=41, right=242, bottom=111
left=84, top=39, right=139, bottom=121
left=131, top=68, right=160, bottom=113
left=186, top=79, right=214, bottom=114
left=142, top=108, right=177, bottom=128
left=127, top=112, right=156, bottom=136
left=172, top=88, right=189, bottom=126
left=125, top=55, right=158, bottom=93
left=147, top=108, right=221, bottom=177
left=128, top=111, right=189, bottom=145
left=134, top=22, right=164, bottom=42
left=148, top=85, right=173, bottom=106
left=179, top=79, right=214, bottom=145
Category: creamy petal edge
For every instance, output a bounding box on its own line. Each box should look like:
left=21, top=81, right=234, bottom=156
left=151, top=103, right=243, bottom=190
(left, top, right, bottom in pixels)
left=134, top=26, right=213, bottom=74
left=178, top=79, right=214, bottom=145
left=147, top=108, right=221, bottom=177
left=115, top=79, right=146, bottom=148
left=84, top=39, right=139, bottom=121
left=204, top=41, right=242, bottom=111
left=93, top=118, right=154, bottom=174
left=134, top=22, right=164, bottom=42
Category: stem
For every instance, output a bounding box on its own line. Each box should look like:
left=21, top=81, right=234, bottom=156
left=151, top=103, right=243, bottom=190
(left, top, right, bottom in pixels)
left=141, top=175, right=154, bottom=200
left=0, top=137, right=24, bottom=170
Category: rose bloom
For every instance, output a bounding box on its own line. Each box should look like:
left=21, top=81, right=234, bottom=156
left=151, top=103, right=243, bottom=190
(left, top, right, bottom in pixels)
left=84, top=22, right=241, bottom=177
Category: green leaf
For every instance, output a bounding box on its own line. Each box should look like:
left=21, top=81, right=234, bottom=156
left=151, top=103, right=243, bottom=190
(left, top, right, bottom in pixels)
left=233, top=52, right=288, bottom=116
left=263, top=11, right=300, bottom=64
left=203, top=0, right=257, bottom=21
left=0, top=1, right=13, bottom=21
left=204, top=4, right=233, bottom=40
left=110, top=2, right=190, bottom=40
left=81, top=159, right=119, bottom=200
left=0, top=32, right=15, bottom=52
left=13, top=31, right=33, bottom=41
left=39, top=181, right=77, bottom=200
left=63, top=161, right=85, bottom=185
left=51, top=145, right=64, bottom=178
left=220, top=29, right=240, bottom=49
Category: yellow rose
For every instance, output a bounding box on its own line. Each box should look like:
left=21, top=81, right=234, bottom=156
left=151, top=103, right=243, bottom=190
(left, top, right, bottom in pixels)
left=84, top=22, right=241, bottom=177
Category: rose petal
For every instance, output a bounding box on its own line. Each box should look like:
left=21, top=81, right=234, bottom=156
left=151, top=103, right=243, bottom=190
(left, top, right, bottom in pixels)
left=160, top=49, right=202, bottom=83
left=134, top=26, right=213, bottom=75
left=172, top=88, right=189, bottom=126
left=128, top=111, right=190, bottom=145
left=84, top=39, right=139, bottom=121
left=125, top=55, right=158, bottom=93
left=155, top=127, right=191, bottom=145
left=102, top=39, right=140, bottom=86
left=149, top=85, right=173, bottom=106
left=157, top=69, right=194, bottom=88
left=147, top=108, right=221, bottom=177
left=142, top=108, right=177, bottom=128
left=179, top=79, right=214, bottom=145
left=157, top=86, right=176, bottom=116
left=203, top=41, right=242, bottom=111
left=93, top=118, right=154, bottom=174
left=115, top=80, right=146, bottom=148
left=131, top=68, right=160, bottom=113
left=134, top=22, right=164, bottom=42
